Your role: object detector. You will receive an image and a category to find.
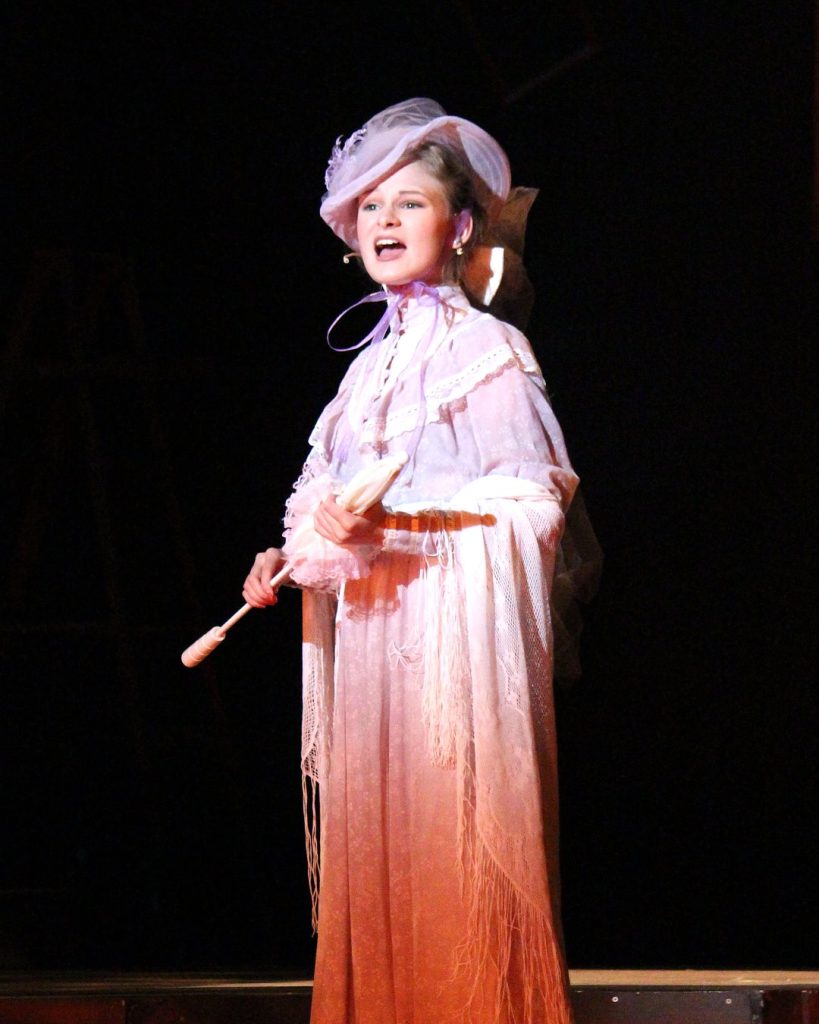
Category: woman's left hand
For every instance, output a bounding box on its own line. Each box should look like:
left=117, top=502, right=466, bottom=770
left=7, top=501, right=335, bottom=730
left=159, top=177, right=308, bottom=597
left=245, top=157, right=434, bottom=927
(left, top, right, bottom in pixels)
left=313, top=495, right=385, bottom=546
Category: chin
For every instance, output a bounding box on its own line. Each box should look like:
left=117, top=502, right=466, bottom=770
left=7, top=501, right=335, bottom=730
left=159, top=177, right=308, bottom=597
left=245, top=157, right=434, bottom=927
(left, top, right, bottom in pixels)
left=367, top=265, right=442, bottom=289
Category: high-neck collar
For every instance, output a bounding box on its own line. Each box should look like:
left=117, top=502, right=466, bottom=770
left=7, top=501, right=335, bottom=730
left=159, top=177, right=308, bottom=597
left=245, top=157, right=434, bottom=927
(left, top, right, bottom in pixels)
left=385, top=282, right=470, bottom=332
left=327, top=281, right=472, bottom=354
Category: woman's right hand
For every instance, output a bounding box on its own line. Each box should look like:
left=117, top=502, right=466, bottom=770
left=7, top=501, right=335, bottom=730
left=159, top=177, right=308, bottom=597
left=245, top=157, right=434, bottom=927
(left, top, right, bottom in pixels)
left=243, top=547, right=285, bottom=608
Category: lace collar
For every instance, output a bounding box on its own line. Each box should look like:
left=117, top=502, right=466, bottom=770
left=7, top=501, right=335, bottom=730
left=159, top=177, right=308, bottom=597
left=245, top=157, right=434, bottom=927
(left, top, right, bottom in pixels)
left=387, top=283, right=471, bottom=335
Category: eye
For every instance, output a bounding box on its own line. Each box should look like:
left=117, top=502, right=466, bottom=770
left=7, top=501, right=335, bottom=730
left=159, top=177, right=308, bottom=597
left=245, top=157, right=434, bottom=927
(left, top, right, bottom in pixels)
left=401, top=200, right=423, bottom=209
left=359, top=201, right=378, bottom=212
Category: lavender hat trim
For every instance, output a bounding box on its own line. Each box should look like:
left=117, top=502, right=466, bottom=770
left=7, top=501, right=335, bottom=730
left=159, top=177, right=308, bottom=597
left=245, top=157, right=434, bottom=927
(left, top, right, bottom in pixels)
left=320, top=98, right=511, bottom=250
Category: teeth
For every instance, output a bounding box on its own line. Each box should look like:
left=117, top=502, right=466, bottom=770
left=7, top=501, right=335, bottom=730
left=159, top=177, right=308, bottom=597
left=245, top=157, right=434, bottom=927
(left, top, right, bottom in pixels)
left=376, top=239, right=401, bottom=251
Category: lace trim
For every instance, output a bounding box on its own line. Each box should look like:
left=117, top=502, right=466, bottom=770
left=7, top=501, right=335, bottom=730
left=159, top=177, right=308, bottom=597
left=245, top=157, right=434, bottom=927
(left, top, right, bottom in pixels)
left=427, top=339, right=541, bottom=404
left=355, top=342, right=542, bottom=447
left=283, top=451, right=329, bottom=532
left=308, top=309, right=543, bottom=455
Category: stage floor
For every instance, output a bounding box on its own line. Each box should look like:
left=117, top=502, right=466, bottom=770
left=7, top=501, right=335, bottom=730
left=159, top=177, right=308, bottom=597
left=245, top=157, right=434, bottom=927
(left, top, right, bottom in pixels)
left=0, top=971, right=817, bottom=1023
left=2, top=970, right=818, bottom=994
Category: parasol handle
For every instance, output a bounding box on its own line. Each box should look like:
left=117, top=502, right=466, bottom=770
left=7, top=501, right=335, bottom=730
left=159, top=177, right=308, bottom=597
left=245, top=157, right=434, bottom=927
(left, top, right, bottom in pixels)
left=180, top=562, right=292, bottom=668
left=180, top=450, right=407, bottom=668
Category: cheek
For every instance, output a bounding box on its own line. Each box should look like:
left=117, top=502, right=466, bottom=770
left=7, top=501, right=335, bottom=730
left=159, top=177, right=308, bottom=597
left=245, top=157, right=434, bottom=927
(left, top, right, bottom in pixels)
left=431, top=219, right=456, bottom=258
left=420, top=210, right=452, bottom=244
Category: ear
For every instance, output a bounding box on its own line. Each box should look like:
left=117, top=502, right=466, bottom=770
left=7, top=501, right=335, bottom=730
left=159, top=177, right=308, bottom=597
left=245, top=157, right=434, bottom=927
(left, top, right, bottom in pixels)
left=453, top=209, right=474, bottom=246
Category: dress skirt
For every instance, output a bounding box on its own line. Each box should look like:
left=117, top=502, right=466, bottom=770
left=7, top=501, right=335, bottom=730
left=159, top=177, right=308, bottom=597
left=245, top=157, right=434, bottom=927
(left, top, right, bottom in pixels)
left=307, top=546, right=573, bottom=1024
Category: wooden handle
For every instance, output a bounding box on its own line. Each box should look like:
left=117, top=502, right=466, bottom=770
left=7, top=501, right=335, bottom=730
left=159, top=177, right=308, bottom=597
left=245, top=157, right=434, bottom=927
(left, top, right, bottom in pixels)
left=180, top=564, right=293, bottom=668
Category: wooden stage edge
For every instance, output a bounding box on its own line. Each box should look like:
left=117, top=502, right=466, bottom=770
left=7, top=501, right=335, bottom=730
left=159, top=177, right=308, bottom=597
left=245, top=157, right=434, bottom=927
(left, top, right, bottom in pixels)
left=0, top=970, right=818, bottom=996
left=2, top=971, right=818, bottom=1024
left=572, top=971, right=819, bottom=988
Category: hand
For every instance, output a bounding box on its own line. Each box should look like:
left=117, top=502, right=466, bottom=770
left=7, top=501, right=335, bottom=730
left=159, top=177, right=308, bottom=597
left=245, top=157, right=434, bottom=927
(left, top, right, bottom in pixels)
left=313, top=496, right=385, bottom=546
left=243, top=547, right=285, bottom=608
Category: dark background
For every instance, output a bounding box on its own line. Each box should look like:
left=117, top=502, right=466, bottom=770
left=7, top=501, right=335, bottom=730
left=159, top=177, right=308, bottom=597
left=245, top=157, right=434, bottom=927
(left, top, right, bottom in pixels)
left=1, top=1, right=816, bottom=975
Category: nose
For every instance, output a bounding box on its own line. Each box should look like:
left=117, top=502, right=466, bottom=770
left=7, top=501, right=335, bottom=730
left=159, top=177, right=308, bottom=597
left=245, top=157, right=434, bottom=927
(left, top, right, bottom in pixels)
left=378, top=203, right=399, bottom=227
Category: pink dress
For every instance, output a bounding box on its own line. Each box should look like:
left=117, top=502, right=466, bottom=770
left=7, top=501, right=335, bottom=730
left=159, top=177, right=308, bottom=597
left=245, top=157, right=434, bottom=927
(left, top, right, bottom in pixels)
left=284, top=285, right=582, bottom=1024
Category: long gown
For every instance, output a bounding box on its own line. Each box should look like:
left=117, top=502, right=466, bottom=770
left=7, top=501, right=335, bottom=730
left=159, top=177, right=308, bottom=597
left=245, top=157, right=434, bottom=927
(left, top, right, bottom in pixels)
left=283, top=284, right=584, bottom=1024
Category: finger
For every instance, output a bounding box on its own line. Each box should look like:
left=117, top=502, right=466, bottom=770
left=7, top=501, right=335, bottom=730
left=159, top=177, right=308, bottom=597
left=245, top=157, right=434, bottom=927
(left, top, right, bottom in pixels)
left=257, top=547, right=282, bottom=581
left=313, top=505, right=345, bottom=544
left=314, top=504, right=376, bottom=545
left=243, top=550, right=280, bottom=606
left=243, top=576, right=268, bottom=607
left=327, top=496, right=369, bottom=531
left=244, top=578, right=278, bottom=607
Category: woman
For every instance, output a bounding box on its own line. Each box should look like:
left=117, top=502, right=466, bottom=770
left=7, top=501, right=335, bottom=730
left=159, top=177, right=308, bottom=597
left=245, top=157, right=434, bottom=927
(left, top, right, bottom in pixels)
left=244, top=98, right=596, bottom=1024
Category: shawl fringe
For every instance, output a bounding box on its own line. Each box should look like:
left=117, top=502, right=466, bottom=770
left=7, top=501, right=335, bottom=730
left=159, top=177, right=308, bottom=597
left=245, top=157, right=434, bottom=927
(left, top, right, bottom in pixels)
left=455, top=838, right=572, bottom=1024
left=420, top=525, right=470, bottom=767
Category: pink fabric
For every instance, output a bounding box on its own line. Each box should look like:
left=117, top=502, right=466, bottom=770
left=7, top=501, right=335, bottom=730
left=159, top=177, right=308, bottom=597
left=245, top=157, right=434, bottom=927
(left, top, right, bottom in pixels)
left=286, top=285, right=584, bottom=1024
left=281, top=471, right=379, bottom=590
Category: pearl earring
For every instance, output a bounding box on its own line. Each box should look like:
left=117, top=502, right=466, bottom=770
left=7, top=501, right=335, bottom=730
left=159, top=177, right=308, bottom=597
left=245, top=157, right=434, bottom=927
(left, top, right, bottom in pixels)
left=454, top=240, right=464, bottom=256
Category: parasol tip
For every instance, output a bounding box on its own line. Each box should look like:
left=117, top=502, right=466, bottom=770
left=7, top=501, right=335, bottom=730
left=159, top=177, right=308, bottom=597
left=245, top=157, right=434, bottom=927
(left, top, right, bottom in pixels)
left=181, top=626, right=225, bottom=668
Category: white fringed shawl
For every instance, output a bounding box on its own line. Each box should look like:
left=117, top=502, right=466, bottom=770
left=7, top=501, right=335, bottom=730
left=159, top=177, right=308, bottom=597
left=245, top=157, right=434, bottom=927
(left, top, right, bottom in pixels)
left=301, top=476, right=571, bottom=1024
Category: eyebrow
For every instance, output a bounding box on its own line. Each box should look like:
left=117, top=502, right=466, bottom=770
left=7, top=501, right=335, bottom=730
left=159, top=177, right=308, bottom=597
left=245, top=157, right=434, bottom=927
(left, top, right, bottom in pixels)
left=361, top=187, right=430, bottom=200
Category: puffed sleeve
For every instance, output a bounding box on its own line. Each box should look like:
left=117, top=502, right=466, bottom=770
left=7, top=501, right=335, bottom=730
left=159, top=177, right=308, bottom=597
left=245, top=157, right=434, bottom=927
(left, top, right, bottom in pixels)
left=455, top=362, right=578, bottom=508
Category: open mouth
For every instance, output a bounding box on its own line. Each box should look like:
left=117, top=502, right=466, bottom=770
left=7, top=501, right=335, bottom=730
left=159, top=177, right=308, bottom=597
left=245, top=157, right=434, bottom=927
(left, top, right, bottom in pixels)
left=375, top=239, right=406, bottom=259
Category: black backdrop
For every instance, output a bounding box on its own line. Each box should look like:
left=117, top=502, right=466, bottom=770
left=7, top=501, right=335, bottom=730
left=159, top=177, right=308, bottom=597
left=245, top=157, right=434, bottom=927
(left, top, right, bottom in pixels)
left=1, top=2, right=816, bottom=974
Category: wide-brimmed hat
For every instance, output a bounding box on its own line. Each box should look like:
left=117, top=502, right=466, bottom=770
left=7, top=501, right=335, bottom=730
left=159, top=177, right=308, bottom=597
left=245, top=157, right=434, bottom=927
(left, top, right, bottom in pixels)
left=320, top=98, right=511, bottom=250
